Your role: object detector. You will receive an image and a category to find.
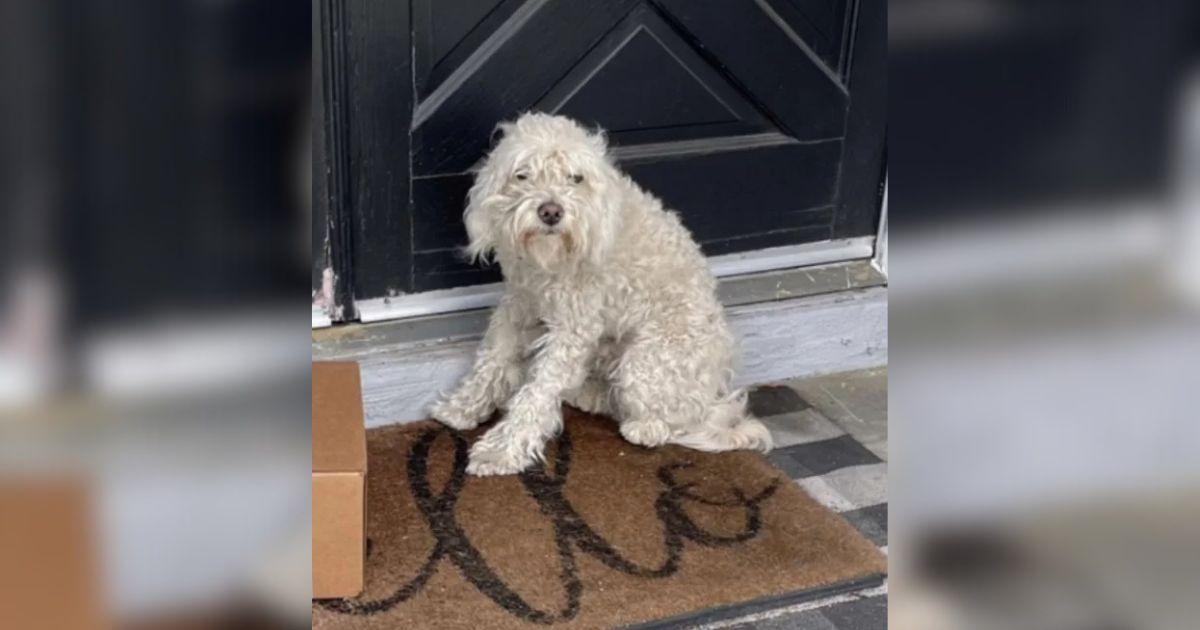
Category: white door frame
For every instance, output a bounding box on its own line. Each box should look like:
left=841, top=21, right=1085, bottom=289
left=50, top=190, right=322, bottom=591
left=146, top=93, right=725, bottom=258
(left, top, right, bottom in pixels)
left=872, top=179, right=888, bottom=279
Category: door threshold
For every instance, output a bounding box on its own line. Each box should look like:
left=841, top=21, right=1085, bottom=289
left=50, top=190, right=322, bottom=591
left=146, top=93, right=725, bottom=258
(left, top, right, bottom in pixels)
left=313, top=258, right=885, bottom=358
left=346, top=237, right=876, bottom=326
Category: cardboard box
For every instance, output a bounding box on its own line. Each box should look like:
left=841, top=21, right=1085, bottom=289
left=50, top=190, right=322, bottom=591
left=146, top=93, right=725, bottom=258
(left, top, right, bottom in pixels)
left=312, top=362, right=367, bottom=599
left=0, top=476, right=107, bottom=630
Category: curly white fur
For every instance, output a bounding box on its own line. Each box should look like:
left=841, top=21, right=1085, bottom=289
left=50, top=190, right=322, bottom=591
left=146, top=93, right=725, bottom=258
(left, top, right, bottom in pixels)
left=431, top=113, right=772, bottom=476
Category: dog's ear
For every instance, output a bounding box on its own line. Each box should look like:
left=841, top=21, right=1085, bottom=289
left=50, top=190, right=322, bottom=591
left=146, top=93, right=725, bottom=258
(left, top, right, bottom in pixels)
left=463, top=165, right=501, bottom=265
left=464, top=120, right=520, bottom=263
left=587, top=124, right=610, bottom=156
left=463, top=184, right=495, bottom=264
left=577, top=134, right=624, bottom=268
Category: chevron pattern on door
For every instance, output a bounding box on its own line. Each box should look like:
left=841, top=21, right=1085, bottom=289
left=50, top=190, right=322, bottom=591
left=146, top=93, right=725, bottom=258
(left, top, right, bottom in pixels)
left=319, top=0, right=883, bottom=299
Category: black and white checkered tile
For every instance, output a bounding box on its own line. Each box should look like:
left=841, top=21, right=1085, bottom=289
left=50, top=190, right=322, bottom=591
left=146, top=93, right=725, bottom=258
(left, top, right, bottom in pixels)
left=706, top=382, right=888, bottom=630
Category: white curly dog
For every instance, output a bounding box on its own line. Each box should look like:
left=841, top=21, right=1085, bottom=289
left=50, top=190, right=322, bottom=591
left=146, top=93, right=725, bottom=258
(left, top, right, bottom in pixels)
left=431, top=113, right=772, bottom=476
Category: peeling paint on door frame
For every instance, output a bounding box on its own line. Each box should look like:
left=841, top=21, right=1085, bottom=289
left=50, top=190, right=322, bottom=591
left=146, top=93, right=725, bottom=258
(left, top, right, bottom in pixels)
left=312, top=266, right=341, bottom=328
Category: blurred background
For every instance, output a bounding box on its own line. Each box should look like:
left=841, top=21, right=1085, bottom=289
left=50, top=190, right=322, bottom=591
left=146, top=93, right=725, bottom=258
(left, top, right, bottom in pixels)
left=3, top=0, right=1200, bottom=628
left=1, top=1, right=310, bottom=628
left=890, top=1, right=1200, bottom=629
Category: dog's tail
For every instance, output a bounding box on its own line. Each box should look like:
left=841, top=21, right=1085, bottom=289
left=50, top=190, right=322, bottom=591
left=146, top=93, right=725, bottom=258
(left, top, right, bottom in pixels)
left=670, top=389, right=773, bottom=453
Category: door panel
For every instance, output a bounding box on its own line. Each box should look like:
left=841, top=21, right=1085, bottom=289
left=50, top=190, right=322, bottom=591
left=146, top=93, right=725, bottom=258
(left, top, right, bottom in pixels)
left=323, top=0, right=885, bottom=302
left=411, top=0, right=640, bottom=175
left=654, top=0, right=849, bottom=140
left=623, top=141, right=843, bottom=250
left=761, top=0, right=853, bottom=73
left=414, top=0, right=520, bottom=99
left=539, top=5, right=775, bottom=146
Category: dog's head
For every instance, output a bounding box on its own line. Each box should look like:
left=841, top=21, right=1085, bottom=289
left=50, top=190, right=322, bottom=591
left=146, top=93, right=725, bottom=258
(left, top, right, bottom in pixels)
left=463, top=113, right=622, bottom=272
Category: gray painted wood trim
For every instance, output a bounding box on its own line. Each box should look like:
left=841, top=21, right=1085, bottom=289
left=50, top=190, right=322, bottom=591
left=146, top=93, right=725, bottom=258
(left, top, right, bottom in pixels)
left=332, top=286, right=887, bottom=428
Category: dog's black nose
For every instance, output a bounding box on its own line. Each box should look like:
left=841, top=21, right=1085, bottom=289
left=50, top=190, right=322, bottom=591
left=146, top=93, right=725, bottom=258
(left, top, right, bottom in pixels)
left=537, top=202, right=563, bottom=226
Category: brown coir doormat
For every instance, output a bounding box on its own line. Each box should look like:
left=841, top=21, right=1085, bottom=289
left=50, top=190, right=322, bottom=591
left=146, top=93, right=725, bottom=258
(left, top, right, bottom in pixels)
left=313, top=408, right=886, bottom=629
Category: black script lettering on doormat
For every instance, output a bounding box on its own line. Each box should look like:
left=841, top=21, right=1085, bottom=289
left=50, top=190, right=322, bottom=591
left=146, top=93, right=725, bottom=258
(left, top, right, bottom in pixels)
left=316, top=425, right=780, bottom=624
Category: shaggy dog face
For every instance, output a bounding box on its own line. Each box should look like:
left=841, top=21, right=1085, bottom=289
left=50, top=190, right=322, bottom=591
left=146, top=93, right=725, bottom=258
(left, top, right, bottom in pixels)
left=463, top=114, right=622, bottom=272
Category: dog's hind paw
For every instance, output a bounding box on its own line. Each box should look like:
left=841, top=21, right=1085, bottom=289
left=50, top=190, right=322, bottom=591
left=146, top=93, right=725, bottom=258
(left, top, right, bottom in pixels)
left=620, top=419, right=672, bottom=448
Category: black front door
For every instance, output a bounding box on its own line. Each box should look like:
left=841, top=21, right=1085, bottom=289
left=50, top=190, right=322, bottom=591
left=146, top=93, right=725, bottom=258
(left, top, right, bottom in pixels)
left=315, top=0, right=885, bottom=312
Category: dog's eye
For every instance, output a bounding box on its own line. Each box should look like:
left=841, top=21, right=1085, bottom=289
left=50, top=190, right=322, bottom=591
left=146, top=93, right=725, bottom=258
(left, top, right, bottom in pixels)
left=515, top=173, right=528, bottom=181
left=571, top=174, right=584, bottom=184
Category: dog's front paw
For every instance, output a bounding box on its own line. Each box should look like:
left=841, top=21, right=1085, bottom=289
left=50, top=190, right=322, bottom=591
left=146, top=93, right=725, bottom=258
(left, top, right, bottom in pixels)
left=466, top=438, right=536, bottom=476
left=620, top=419, right=672, bottom=448
left=430, top=397, right=486, bottom=431
left=465, top=405, right=556, bottom=476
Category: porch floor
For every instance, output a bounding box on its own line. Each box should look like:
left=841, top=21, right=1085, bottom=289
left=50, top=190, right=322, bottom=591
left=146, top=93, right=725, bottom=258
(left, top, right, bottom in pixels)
left=691, top=366, right=889, bottom=630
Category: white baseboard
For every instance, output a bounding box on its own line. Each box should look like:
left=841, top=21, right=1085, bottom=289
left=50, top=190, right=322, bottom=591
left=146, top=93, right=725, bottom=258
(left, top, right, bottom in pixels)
left=352, top=287, right=887, bottom=428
